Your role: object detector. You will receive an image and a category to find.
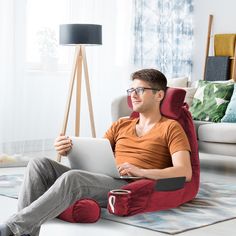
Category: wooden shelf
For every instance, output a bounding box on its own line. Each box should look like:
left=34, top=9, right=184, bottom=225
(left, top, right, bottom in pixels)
left=203, top=15, right=236, bottom=82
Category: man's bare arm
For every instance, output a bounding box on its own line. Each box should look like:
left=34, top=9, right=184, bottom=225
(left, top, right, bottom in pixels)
left=118, top=150, right=192, bottom=182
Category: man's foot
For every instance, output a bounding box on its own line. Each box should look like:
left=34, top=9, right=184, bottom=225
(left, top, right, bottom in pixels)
left=0, top=224, right=12, bottom=236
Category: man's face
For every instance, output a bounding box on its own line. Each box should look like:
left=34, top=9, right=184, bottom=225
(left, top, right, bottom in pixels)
left=129, top=79, right=159, bottom=113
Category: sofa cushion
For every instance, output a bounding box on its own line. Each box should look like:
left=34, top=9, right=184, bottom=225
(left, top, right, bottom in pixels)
left=198, top=123, right=236, bottom=143
left=193, top=120, right=212, bottom=139
left=221, top=83, right=236, bottom=122
left=198, top=141, right=236, bottom=157
left=167, top=76, right=188, bottom=88
left=182, top=87, right=197, bottom=106
left=190, top=80, right=234, bottom=122
left=193, top=120, right=212, bottom=131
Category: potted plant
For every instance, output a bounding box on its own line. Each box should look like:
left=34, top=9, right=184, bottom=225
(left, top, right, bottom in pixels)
left=37, top=27, right=58, bottom=70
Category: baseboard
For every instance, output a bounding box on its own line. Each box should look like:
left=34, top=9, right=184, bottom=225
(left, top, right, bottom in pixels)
left=1, top=138, right=54, bottom=153
left=0, top=139, right=56, bottom=168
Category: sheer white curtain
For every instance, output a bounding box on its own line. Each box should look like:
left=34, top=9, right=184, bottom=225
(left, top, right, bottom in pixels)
left=133, top=0, right=194, bottom=78
left=0, top=0, right=53, bottom=161
left=0, top=0, right=20, bottom=154
left=0, top=0, right=133, bottom=164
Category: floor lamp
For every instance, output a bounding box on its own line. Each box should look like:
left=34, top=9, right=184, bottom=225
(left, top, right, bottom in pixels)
left=57, top=24, right=102, bottom=162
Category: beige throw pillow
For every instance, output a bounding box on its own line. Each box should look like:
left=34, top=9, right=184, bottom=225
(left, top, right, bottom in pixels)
left=181, top=87, right=197, bottom=107
left=167, top=77, right=188, bottom=88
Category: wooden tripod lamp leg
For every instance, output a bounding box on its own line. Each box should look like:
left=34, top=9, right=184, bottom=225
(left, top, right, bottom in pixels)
left=81, top=46, right=96, bottom=137
left=75, top=46, right=83, bottom=136
left=56, top=47, right=79, bottom=162
left=56, top=45, right=97, bottom=161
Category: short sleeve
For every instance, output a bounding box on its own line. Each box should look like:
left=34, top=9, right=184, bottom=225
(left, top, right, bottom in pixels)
left=104, top=124, right=116, bottom=149
left=104, top=118, right=132, bottom=150
left=166, top=121, right=191, bottom=155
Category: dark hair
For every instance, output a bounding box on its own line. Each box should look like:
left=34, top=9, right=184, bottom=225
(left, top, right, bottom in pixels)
left=131, top=69, right=167, bottom=91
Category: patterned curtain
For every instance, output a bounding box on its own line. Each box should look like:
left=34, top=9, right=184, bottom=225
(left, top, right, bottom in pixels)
left=134, top=0, right=194, bottom=78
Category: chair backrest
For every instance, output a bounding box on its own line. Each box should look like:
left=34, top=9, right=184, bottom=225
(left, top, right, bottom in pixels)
left=127, top=87, right=187, bottom=119
left=126, top=87, right=200, bottom=201
left=111, top=87, right=187, bottom=121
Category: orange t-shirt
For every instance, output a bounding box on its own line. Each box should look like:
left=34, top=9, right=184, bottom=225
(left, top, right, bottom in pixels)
left=104, top=116, right=191, bottom=169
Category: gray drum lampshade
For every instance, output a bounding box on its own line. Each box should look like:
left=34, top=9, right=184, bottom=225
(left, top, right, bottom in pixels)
left=59, top=24, right=102, bottom=45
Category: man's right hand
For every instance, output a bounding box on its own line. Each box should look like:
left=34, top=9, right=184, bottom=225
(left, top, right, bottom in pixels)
left=54, top=135, right=72, bottom=156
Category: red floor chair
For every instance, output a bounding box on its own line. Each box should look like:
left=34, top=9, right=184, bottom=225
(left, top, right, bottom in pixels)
left=109, top=87, right=200, bottom=216
left=58, top=87, right=200, bottom=221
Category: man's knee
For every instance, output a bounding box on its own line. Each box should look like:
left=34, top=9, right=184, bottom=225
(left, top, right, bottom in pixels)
left=61, top=170, right=78, bottom=181
left=27, top=157, right=51, bottom=171
left=59, top=170, right=85, bottom=187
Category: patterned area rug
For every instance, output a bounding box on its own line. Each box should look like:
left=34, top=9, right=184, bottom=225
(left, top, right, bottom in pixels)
left=102, top=182, right=236, bottom=234
left=1, top=174, right=236, bottom=234
left=0, top=174, right=23, bottom=199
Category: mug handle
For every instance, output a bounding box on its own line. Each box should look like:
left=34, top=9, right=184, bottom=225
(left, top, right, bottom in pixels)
left=108, top=195, right=116, bottom=213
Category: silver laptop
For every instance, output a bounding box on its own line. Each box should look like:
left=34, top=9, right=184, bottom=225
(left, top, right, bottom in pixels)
left=68, top=137, right=142, bottom=179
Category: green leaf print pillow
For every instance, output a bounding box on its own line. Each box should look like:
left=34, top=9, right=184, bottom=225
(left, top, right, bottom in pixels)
left=190, top=80, right=234, bottom=122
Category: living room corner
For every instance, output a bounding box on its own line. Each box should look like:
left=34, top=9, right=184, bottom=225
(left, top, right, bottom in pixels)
left=1, top=0, right=236, bottom=236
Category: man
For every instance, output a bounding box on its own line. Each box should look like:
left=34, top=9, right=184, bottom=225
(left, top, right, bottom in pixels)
left=0, top=69, right=192, bottom=236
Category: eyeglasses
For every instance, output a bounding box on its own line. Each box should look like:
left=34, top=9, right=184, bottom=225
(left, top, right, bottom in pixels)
left=126, top=87, right=159, bottom=96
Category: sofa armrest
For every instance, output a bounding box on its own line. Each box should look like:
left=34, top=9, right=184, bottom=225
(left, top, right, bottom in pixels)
left=111, top=95, right=132, bottom=122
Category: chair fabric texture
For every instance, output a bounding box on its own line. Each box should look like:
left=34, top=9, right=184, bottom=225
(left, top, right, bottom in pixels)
left=111, top=87, right=200, bottom=216
left=58, top=198, right=101, bottom=223
left=58, top=87, right=200, bottom=221
left=127, top=86, right=187, bottom=119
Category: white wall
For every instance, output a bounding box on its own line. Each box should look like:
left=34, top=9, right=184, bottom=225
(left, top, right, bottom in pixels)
left=192, top=0, right=236, bottom=81
left=16, top=0, right=134, bottom=142
left=0, top=0, right=135, bottom=150
left=5, top=0, right=236, bottom=148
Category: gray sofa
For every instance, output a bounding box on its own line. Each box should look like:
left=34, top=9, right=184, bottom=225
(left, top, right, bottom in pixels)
left=194, top=121, right=236, bottom=157
left=111, top=95, right=236, bottom=157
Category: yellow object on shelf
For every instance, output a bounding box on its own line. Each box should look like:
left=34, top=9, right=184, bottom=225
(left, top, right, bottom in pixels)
left=214, top=34, right=236, bottom=57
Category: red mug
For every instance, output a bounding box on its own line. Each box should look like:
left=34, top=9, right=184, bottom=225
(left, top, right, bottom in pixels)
left=108, top=189, right=131, bottom=216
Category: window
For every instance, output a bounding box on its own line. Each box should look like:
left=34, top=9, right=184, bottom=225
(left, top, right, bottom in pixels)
left=26, top=0, right=70, bottom=69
